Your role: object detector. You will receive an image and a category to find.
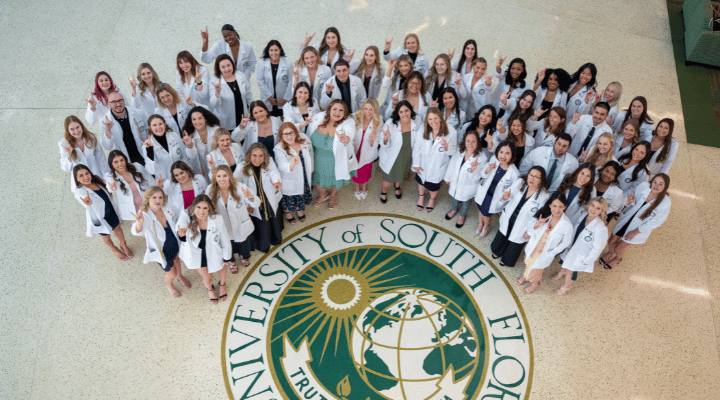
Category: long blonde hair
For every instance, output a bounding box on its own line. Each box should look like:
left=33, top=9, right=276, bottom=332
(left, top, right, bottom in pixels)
left=403, top=33, right=422, bottom=54
left=136, top=63, right=162, bottom=95
left=354, top=98, right=382, bottom=131
left=354, top=46, right=383, bottom=78
left=241, top=143, right=271, bottom=177
left=585, top=132, right=615, bottom=170
left=604, top=81, right=622, bottom=109
left=141, top=186, right=167, bottom=212
left=63, top=115, right=98, bottom=160
left=425, top=54, right=453, bottom=89
left=208, top=165, right=241, bottom=204
left=297, top=46, right=321, bottom=68
left=210, top=128, right=233, bottom=151
left=585, top=197, right=608, bottom=225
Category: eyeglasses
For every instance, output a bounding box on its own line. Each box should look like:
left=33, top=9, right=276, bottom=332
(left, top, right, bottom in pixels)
left=408, top=81, right=421, bottom=87
left=282, top=132, right=295, bottom=136
left=109, top=99, right=125, bottom=105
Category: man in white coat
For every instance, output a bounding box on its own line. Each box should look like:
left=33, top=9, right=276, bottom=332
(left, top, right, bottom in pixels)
left=519, top=133, right=578, bottom=192
left=320, top=59, right=367, bottom=113
left=568, top=102, right=612, bottom=158
left=100, top=92, right=149, bottom=170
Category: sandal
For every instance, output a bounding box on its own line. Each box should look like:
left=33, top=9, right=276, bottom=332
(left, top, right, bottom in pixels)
left=218, top=282, right=228, bottom=302
left=380, top=191, right=388, bottom=204
left=297, top=212, right=306, bottom=222
left=230, top=263, right=239, bottom=274
left=313, top=196, right=329, bottom=207
left=445, top=210, right=457, bottom=220
left=177, top=276, right=192, bottom=289
left=555, top=286, right=572, bottom=295
left=426, top=197, right=436, bottom=213
left=416, top=194, right=425, bottom=211
left=394, top=184, right=402, bottom=199
left=328, top=195, right=338, bottom=210
left=208, top=285, right=218, bottom=305
left=605, top=258, right=622, bottom=269
left=283, top=212, right=296, bottom=224
left=168, top=285, right=181, bottom=298
left=240, top=258, right=251, bottom=268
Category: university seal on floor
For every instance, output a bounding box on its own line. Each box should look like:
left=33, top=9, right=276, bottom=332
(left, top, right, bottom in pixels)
left=223, top=214, right=532, bottom=400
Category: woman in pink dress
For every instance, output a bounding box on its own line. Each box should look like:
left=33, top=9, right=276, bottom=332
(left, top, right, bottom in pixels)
left=351, top=99, right=382, bottom=199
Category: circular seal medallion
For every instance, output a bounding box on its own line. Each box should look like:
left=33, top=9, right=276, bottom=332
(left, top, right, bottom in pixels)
left=223, top=214, right=532, bottom=400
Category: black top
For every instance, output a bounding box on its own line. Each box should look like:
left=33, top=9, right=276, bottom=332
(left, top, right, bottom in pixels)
left=363, top=74, right=371, bottom=96
left=431, top=78, right=446, bottom=103
left=335, top=77, right=353, bottom=113
left=571, top=216, right=588, bottom=246
left=227, top=80, right=245, bottom=126
left=113, top=111, right=144, bottom=166
left=538, top=100, right=553, bottom=120
left=408, top=52, right=418, bottom=64
left=146, top=134, right=168, bottom=161
left=171, top=113, right=180, bottom=130
left=567, top=185, right=581, bottom=205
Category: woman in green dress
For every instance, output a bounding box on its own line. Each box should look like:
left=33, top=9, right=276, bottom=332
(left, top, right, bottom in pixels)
left=377, top=100, right=424, bottom=203
left=309, top=99, right=358, bottom=209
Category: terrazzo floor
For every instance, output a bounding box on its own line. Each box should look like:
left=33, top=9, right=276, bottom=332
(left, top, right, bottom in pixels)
left=1, top=0, right=719, bottom=399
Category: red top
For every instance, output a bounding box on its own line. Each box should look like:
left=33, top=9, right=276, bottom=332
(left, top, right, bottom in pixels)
left=182, top=189, right=195, bottom=210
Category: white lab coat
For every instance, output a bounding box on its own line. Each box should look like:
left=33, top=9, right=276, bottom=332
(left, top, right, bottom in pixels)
left=426, top=73, right=463, bottom=102
left=132, top=82, right=164, bottom=122
left=175, top=66, right=210, bottom=105
left=565, top=83, right=592, bottom=118
left=209, top=72, right=253, bottom=130
left=205, top=184, right=260, bottom=243
left=299, top=43, right=347, bottom=70
left=282, top=102, right=321, bottom=135
left=59, top=138, right=110, bottom=190
left=460, top=73, right=493, bottom=120
left=380, top=72, right=410, bottom=116
left=378, top=117, right=424, bottom=175
left=492, top=67, right=526, bottom=110
left=185, top=124, right=221, bottom=180
left=349, top=60, right=385, bottom=99
left=231, top=117, right=282, bottom=155
left=528, top=120, right=565, bottom=149
left=523, top=214, right=574, bottom=270
left=319, top=75, right=367, bottom=113
left=559, top=214, right=609, bottom=273
left=568, top=115, right=613, bottom=157
left=451, top=57, right=474, bottom=76
left=496, top=181, right=550, bottom=243
left=563, top=186, right=597, bottom=224
left=354, top=119, right=381, bottom=169
left=206, top=143, right=245, bottom=175
left=533, top=87, right=568, bottom=112
left=201, top=39, right=257, bottom=81
left=131, top=206, right=179, bottom=269
left=101, top=107, right=149, bottom=164
left=177, top=213, right=232, bottom=273
left=307, top=114, right=358, bottom=180
left=293, top=65, right=333, bottom=105
left=614, top=134, right=634, bottom=160
left=256, top=57, right=294, bottom=111
left=612, top=111, right=654, bottom=142
left=233, top=159, right=283, bottom=217
left=474, top=158, right=520, bottom=213
left=384, top=47, right=429, bottom=75
left=273, top=135, right=314, bottom=196
left=617, top=162, right=649, bottom=194
left=519, top=147, right=579, bottom=192
left=154, top=102, right=208, bottom=139
left=85, top=88, right=128, bottom=125
left=443, top=151, right=487, bottom=202
left=107, top=165, right=153, bottom=220
left=145, top=131, right=191, bottom=178
left=613, top=182, right=671, bottom=244
left=597, top=180, right=625, bottom=215
left=412, top=126, right=458, bottom=184
left=647, top=139, right=679, bottom=176
left=74, top=186, right=119, bottom=237
left=163, top=174, right=208, bottom=216
left=443, top=108, right=466, bottom=131
left=491, top=133, right=535, bottom=167
left=385, top=90, right=433, bottom=121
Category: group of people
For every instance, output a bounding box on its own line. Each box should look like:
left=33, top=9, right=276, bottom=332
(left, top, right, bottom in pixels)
left=62, top=25, right=676, bottom=301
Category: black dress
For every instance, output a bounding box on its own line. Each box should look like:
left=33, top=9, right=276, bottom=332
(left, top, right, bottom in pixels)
left=93, top=188, right=120, bottom=236
left=159, top=222, right=179, bottom=272
left=490, top=188, right=531, bottom=267
left=227, top=80, right=245, bottom=127
left=250, top=166, right=283, bottom=252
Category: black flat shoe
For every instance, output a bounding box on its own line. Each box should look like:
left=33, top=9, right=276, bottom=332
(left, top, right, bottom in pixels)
left=491, top=254, right=500, bottom=259
left=394, top=185, right=402, bottom=199
left=380, top=191, right=388, bottom=204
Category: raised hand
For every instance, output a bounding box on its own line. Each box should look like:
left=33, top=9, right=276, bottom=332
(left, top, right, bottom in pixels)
left=627, top=191, right=635, bottom=204
left=496, top=120, right=505, bottom=133
left=502, top=188, right=512, bottom=201
left=155, top=173, right=164, bottom=188
left=61, top=142, right=73, bottom=155
left=537, top=68, right=546, bottom=82
left=206, top=154, right=216, bottom=170
left=585, top=89, right=596, bottom=104
left=430, top=99, right=438, bottom=108
left=369, top=128, right=378, bottom=145
left=85, top=95, right=97, bottom=111
left=387, top=59, right=397, bottom=71
left=595, top=89, right=605, bottom=104
left=241, top=186, right=253, bottom=199
left=383, top=126, right=391, bottom=142
left=132, top=211, right=144, bottom=225
left=496, top=55, right=507, bottom=70
left=578, top=149, right=588, bottom=163
left=384, top=37, right=393, bottom=52
left=239, top=115, right=249, bottom=129
left=212, top=80, right=222, bottom=98
left=345, top=49, right=355, bottom=61
left=500, top=91, right=509, bottom=103
left=325, top=80, right=335, bottom=95
left=291, top=67, right=299, bottom=83
left=201, top=26, right=209, bottom=46
left=485, top=74, right=493, bottom=86
left=391, top=92, right=399, bottom=107
left=290, top=153, right=300, bottom=170
left=106, top=179, right=117, bottom=192
left=102, top=116, right=114, bottom=137
left=304, top=32, right=315, bottom=46
left=447, top=48, right=456, bottom=59
left=485, top=162, right=496, bottom=175
left=184, top=95, right=195, bottom=107
left=572, top=112, right=581, bottom=125
left=128, top=76, right=137, bottom=90
left=336, top=129, right=350, bottom=144
left=470, top=160, right=479, bottom=172
left=195, top=70, right=204, bottom=85
left=143, top=136, right=153, bottom=148
left=181, top=131, right=193, bottom=147
left=81, top=191, right=93, bottom=205
left=177, top=226, right=187, bottom=237
left=441, top=136, right=449, bottom=151
left=454, top=73, right=462, bottom=86
left=271, top=181, right=282, bottom=190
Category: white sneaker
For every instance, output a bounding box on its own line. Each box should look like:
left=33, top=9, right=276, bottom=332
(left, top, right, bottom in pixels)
left=361, top=191, right=368, bottom=199
left=355, top=191, right=363, bottom=200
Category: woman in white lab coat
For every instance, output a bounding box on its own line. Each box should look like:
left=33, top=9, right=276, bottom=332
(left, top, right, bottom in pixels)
left=439, top=88, right=466, bottom=131
left=461, top=104, right=499, bottom=156
left=492, top=57, right=528, bottom=112
left=130, top=186, right=192, bottom=297
left=413, top=108, right=457, bottom=212
left=182, top=106, right=222, bottom=180
left=554, top=197, right=609, bottom=294
left=177, top=194, right=233, bottom=304
left=257, top=40, right=293, bottom=118
left=232, top=100, right=282, bottom=158
left=200, top=24, right=257, bottom=81
left=386, top=71, right=432, bottom=121
left=451, top=39, right=478, bottom=76
left=129, top=63, right=163, bottom=121
left=459, top=58, right=493, bottom=122
left=474, top=142, right=520, bottom=237
left=205, top=128, right=244, bottom=175
left=153, top=83, right=202, bottom=139
left=282, top=82, right=320, bottom=135
left=233, top=143, right=284, bottom=252
left=591, top=81, right=622, bottom=125
left=383, top=33, right=429, bottom=75
left=144, top=115, right=191, bottom=180
left=350, top=46, right=385, bottom=100
left=531, top=68, right=570, bottom=121
left=307, top=100, right=358, bottom=209
left=616, top=141, right=651, bottom=194
left=84, top=71, right=127, bottom=125
left=579, top=132, right=616, bottom=171
left=107, top=150, right=152, bottom=221
left=380, top=55, right=414, bottom=116
left=593, top=161, right=625, bottom=218
left=352, top=99, right=382, bottom=199
left=60, top=115, right=110, bottom=190
left=444, top=130, right=486, bottom=228
left=612, top=96, right=654, bottom=141
left=176, top=50, right=210, bottom=105
left=490, top=166, right=550, bottom=267
left=425, top=53, right=463, bottom=104
left=206, top=165, right=260, bottom=269
left=293, top=47, right=333, bottom=105
left=209, top=54, right=253, bottom=130
left=73, top=164, right=132, bottom=260
left=557, top=163, right=597, bottom=224
left=497, top=89, right=536, bottom=126
left=299, top=27, right=347, bottom=69
left=614, top=119, right=640, bottom=160
left=647, top=118, right=679, bottom=176
left=156, top=161, right=208, bottom=216
left=528, top=106, right=567, bottom=149
left=516, top=192, right=573, bottom=294
left=494, top=114, right=535, bottom=168
left=378, top=101, right=423, bottom=203
left=565, top=63, right=597, bottom=118
left=601, top=174, right=671, bottom=269
left=274, top=122, right=314, bottom=222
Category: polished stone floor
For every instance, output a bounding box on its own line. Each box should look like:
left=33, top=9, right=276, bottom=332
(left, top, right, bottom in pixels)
left=1, top=0, right=719, bottom=398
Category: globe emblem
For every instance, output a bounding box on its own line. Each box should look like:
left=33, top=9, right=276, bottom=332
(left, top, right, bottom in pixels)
left=351, top=288, right=480, bottom=399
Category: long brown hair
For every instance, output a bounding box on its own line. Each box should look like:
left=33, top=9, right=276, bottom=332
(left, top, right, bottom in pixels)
left=73, top=164, right=107, bottom=190
left=391, top=54, right=414, bottom=89
left=542, top=107, right=567, bottom=139
left=422, top=107, right=449, bottom=140
left=652, top=118, right=675, bottom=163
left=318, top=27, right=345, bottom=59
left=320, top=100, right=350, bottom=128
left=640, top=174, right=670, bottom=220
left=241, top=143, right=271, bottom=177
left=558, top=162, right=596, bottom=206
left=186, top=194, right=217, bottom=240
left=208, top=165, right=241, bottom=204
left=354, top=45, right=383, bottom=78
left=620, top=96, right=653, bottom=125
left=425, top=54, right=453, bottom=89
left=401, top=71, right=428, bottom=100
left=63, top=116, right=98, bottom=160
left=278, top=122, right=306, bottom=155
left=108, top=150, right=147, bottom=195
left=136, top=63, right=162, bottom=95
left=176, top=51, right=201, bottom=84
